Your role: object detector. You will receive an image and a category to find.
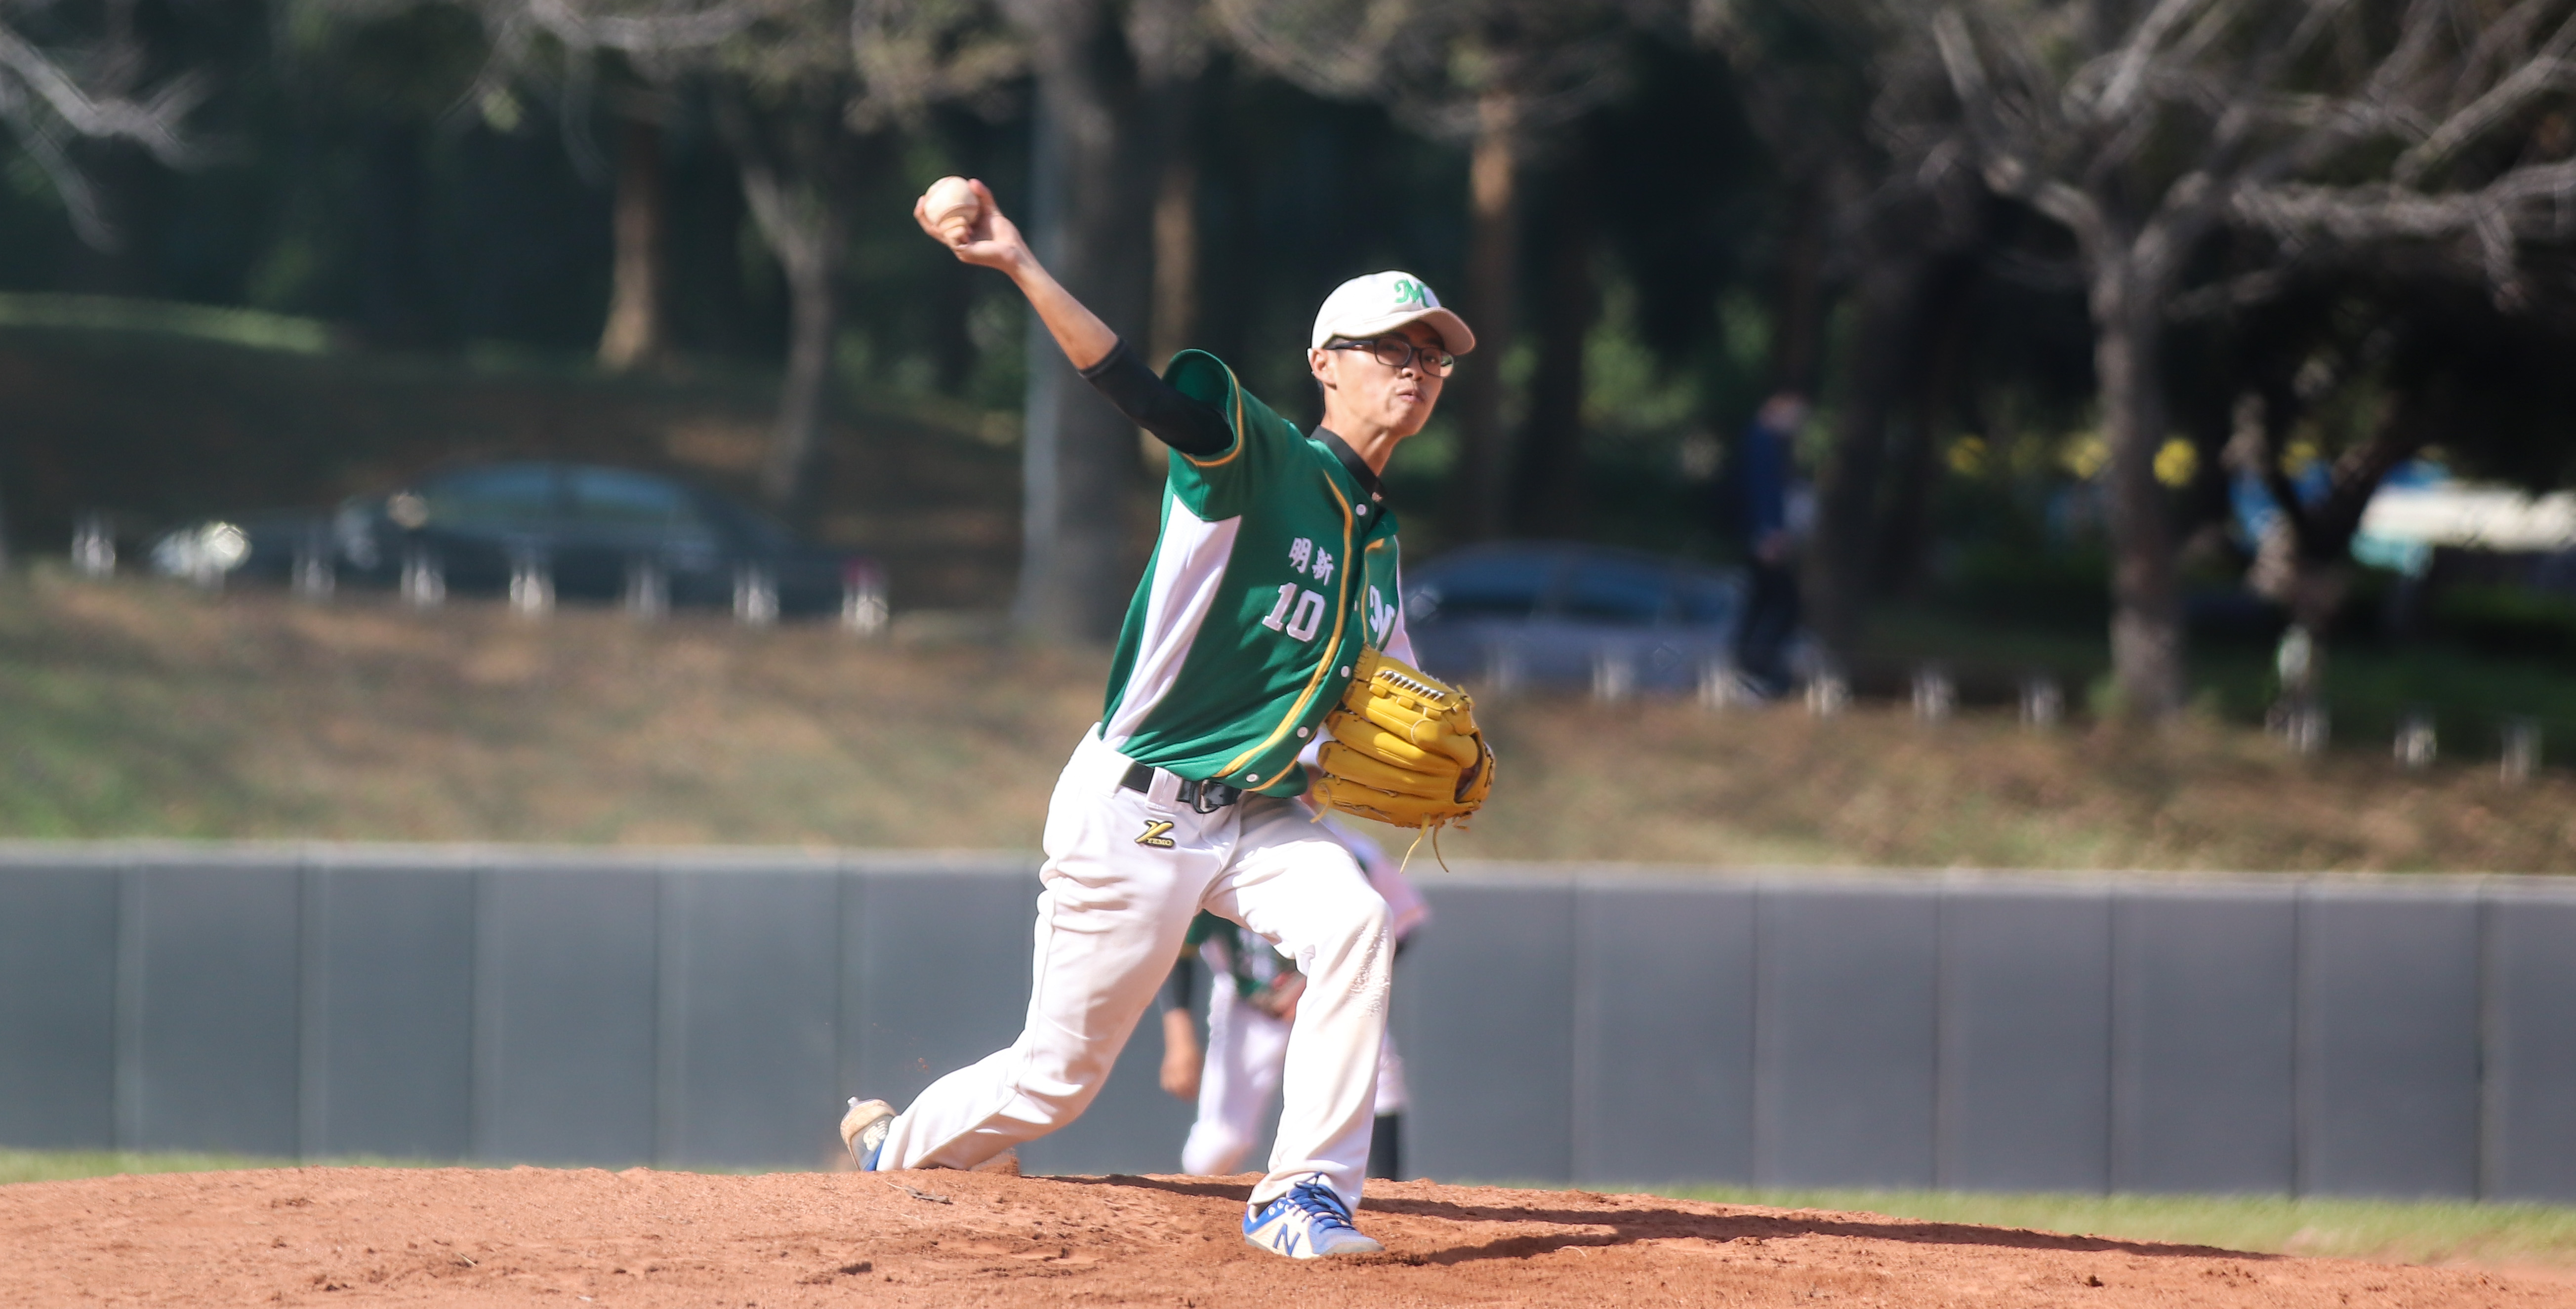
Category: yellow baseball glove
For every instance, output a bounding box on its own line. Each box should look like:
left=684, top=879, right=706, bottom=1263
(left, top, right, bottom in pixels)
left=1309, top=647, right=1495, bottom=831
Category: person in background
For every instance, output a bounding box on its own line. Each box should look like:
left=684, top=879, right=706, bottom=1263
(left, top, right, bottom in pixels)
left=1733, top=392, right=1811, bottom=697
left=1159, top=812, right=1430, bottom=1181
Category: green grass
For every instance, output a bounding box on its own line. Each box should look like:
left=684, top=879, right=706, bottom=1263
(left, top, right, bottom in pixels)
left=0, top=1148, right=304, bottom=1185
left=1636, top=1185, right=2576, bottom=1268
left=0, top=293, right=334, bottom=354
left=0, top=1149, right=766, bottom=1185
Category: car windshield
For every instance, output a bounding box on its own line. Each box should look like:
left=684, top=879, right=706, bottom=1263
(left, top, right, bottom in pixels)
left=1558, top=555, right=1670, bottom=625
left=419, top=464, right=559, bottom=529
left=1411, top=552, right=1557, bottom=621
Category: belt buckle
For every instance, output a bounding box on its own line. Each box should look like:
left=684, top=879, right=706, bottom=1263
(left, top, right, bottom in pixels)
left=1181, top=779, right=1236, bottom=814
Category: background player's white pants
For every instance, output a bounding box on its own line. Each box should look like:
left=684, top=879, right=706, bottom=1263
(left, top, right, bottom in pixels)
left=1181, top=978, right=1409, bottom=1177
left=1181, top=969, right=1291, bottom=1177
left=872, top=728, right=1392, bottom=1208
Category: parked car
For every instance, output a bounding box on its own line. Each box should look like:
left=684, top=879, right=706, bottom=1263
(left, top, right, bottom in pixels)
left=1401, top=542, right=1745, bottom=693
left=149, top=461, right=876, bottom=619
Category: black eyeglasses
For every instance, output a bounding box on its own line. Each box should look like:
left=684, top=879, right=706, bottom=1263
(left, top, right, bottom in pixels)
left=1324, top=337, right=1457, bottom=376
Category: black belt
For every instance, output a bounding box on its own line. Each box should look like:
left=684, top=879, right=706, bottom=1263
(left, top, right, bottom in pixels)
left=1121, top=761, right=1242, bottom=814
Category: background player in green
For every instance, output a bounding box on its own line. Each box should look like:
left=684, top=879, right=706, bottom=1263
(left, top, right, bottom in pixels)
left=839, top=178, right=1477, bottom=1261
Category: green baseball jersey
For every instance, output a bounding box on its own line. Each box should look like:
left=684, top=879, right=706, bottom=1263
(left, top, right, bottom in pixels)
left=1100, top=349, right=1412, bottom=794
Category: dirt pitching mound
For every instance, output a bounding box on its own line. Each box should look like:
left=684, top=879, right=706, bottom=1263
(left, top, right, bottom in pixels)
left=0, top=1165, right=2556, bottom=1307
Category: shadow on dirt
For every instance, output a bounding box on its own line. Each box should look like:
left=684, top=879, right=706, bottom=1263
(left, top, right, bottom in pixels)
left=1041, top=1174, right=2272, bottom=1269
left=1363, top=1196, right=2273, bottom=1267
left=1041, top=1174, right=1255, bottom=1203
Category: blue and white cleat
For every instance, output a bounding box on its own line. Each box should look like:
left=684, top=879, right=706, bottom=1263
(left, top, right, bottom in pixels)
left=840, top=1098, right=895, bottom=1170
left=1242, top=1178, right=1384, bottom=1259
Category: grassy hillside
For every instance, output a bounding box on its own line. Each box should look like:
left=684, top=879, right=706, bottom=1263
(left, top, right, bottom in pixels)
left=5, top=573, right=2574, bottom=871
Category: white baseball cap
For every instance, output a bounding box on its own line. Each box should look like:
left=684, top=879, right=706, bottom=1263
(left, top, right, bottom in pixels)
left=1310, top=271, right=1476, bottom=355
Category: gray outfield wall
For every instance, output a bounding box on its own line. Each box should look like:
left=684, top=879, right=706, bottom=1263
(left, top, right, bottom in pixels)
left=2, top=844, right=2574, bottom=1199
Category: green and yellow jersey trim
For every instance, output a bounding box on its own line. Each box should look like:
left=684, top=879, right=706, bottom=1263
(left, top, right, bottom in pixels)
left=1216, top=471, right=1356, bottom=786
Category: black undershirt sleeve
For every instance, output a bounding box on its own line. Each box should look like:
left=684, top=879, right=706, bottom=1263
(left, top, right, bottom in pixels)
left=1159, top=952, right=1199, bottom=1017
left=1077, top=339, right=1233, bottom=457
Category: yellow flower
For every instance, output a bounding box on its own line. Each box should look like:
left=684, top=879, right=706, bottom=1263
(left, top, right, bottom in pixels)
left=1946, top=436, right=1988, bottom=477
left=2154, top=437, right=2199, bottom=488
left=2059, top=432, right=2109, bottom=480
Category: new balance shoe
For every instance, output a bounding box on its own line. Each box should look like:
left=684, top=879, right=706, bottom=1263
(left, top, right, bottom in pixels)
left=840, top=1098, right=896, bottom=1170
left=1242, top=1178, right=1384, bottom=1259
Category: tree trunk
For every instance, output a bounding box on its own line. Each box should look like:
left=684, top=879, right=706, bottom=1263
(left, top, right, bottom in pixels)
left=1147, top=80, right=1202, bottom=368
left=2092, top=258, right=2184, bottom=719
left=1767, top=179, right=1827, bottom=395
left=730, top=130, right=838, bottom=510
left=1873, top=273, right=1971, bottom=599
left=688, top=144, right=755, bottom=360
left=1447, top=87, right=1522, bottom=544
left=1139, top=65, right=1204, bottom=473
left=1804, top=251, right=1932, bottom=655
left=1014, top=0, right=1158, bottom=643
left=763, top=239, right=837, bottom=508
left=1510, top=164, right=1595, bottom=538
left=722, top=90, right=861, bottom=514
left=598, top=117, right=669, bottom=372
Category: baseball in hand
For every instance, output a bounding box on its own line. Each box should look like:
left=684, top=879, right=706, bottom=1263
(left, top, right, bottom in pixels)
left=923, top=176, right=981, bottom=244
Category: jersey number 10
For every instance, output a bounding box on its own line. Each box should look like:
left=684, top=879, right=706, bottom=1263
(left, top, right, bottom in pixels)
left=1261, top=584, right=1328, bottom=642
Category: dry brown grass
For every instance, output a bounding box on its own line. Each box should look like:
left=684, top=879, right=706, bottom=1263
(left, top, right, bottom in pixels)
left=1446, top=695, right=2576, bottom=871
left=6, top=573, right=2575, bottom=871
left=0, top=574, right=1100, bottom=846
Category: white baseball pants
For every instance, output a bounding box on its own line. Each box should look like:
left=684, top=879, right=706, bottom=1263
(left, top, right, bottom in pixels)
left=1180, top=962, right=1292, bottom=1177
left=1182, top=969, right=1410, bottom=1177
left=871, top=727, right=1393, bottom=1208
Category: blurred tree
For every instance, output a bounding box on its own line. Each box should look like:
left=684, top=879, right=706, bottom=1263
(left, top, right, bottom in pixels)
left=496, top=4, right=760, bottom=373
left=1695, top=0, right=1997, bottom=653
left=423, top=0, right=1033, bottom=509
left=596, top=98, right=672, bottom=370
left=719, top=74, right=857, bottom=507
left=2206, top=256, right=2576, bottom=641
left=290, top=0, right=577, bottom=347
left=1133, top=2, right=1213, bottom=372
left=1694, top=0, right=1882, bottom=398
left=723, top=0, right=1029, bottom=511
left=0, top=0, right=209, bottom=253
left=996, top=0, right=1206, bottom=640
left=378, top=1, right=783, bottom=390
left=1213, top=0, right=1639, bottom=543
left=1508, top=141, right=1595, bottom=539
left=1917, top=0, right=2576, bottom=719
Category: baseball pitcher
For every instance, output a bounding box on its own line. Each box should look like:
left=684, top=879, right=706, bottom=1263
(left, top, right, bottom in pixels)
left=840, top=177, right=1492, bottom=1260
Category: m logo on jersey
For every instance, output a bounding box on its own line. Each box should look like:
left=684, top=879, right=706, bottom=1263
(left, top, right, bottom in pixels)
left=1135, top=819, right=1177, bottom=848
left=1366, top=586, right=1394, bottom=644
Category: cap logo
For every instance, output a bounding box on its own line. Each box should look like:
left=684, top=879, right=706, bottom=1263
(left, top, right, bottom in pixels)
left=1389, top=277, right=1428, bottom=307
